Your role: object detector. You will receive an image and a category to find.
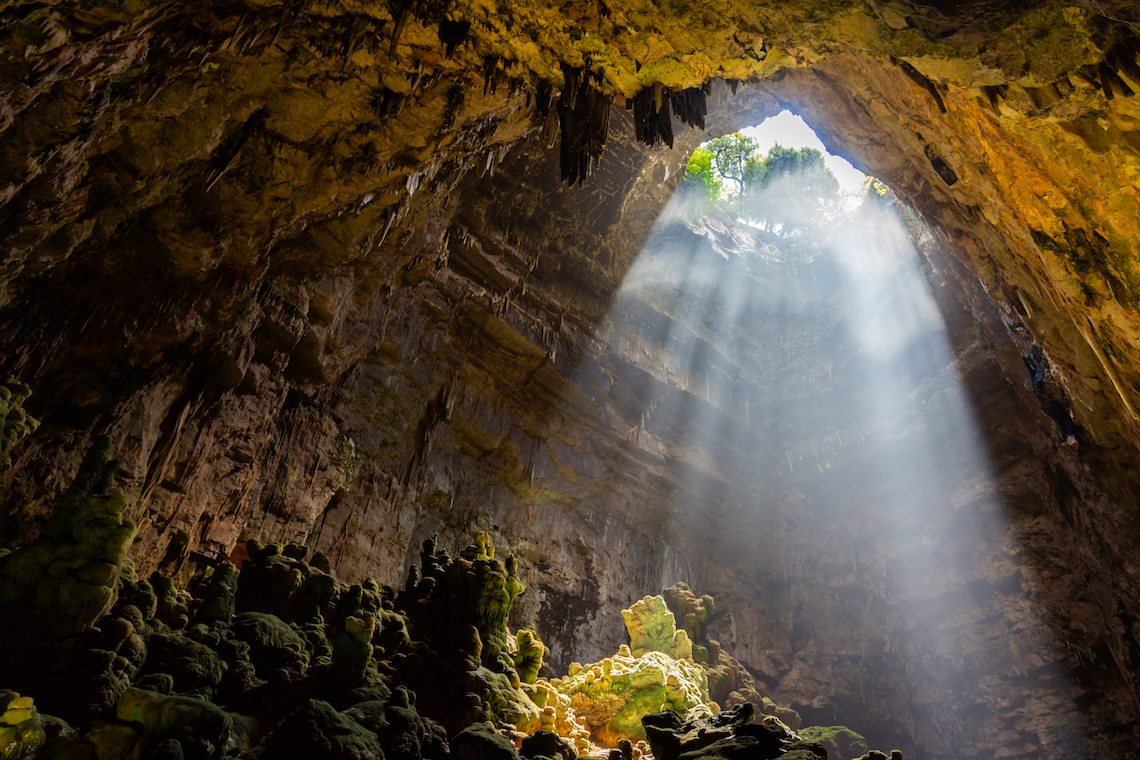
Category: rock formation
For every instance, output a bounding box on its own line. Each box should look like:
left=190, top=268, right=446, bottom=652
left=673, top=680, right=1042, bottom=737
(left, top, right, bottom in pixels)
left=2, top=523, right=887, bottom=760
left=2, top=0, right=1140, bottom=757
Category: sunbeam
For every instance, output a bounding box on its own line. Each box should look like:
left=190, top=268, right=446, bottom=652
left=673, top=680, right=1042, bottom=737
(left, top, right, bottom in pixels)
left=586, top=118, right=1082, bottom=755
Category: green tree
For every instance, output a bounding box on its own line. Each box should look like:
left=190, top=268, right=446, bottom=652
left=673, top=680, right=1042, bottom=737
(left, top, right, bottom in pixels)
left=740, top=144, right=839, bottom=235
left=704, top=133, right=758, bottom=196
left=682, top=135, right=843, bottom=234
left=682, top=147, right=723, bottom=204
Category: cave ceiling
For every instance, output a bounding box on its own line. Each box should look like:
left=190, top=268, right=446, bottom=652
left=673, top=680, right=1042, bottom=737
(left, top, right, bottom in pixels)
left=3, top=0, right=1140, bottom=756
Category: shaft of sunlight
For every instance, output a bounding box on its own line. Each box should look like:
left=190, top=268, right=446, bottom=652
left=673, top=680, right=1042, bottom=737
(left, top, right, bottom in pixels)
left=586, top=114, right=1081, bottom=755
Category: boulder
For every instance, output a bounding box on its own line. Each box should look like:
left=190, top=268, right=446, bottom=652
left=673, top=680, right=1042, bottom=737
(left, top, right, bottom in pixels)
left=229, top=612, right=310, bottom=682
left=797, top=726, right=870, bottom=760
left=519, top=730, right=575, bottom=760
left=343, top=689, right=426, bottom=760
left=0, top=690, right=46, bottom=760
left=114, top=687, right=232, bottom=760
left=451, top=722, right=519, bottom=760
left=246, top=699, right=384, bottom=760
left=137, top=633, right=225, bottom=699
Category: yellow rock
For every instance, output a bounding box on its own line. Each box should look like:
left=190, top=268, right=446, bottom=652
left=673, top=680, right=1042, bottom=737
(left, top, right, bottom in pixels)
left=0, top=709, right=33, bottom=726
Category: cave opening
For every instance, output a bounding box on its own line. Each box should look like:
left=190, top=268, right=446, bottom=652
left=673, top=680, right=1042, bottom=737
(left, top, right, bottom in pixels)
left=574, top=107, right=1082, bottom=755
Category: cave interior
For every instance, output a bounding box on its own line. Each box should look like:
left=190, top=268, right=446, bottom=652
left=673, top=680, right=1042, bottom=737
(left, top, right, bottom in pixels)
left=2, top=0, right=1140, bottom=758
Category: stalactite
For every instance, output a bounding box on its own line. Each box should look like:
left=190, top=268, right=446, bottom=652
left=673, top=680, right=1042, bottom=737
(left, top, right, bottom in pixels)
left=437, top=18, right=470, bottom=57
left=440, top=82, right=466, bottom=129
left=373, top=87, right=407, bottom=119
left=535, top=79, right=553, bottom=119
left=632, top=87, right=674, bottom=148
left=1108, top=39, right=1140, bottom=88
left=892, top=57, right=947, bottom=114
left=205, top=108, right=266, bottom=192
left=388, top=0, right=417, bottom=54
left=402, top=377, right=455, bottom=487
left=482, top=55, right=501, bottom=96
left=558, top=64, right=612, bottom=186
left=1099, top=60, right=1134, bottom=99
left=338, top=15, right=370, bottom=66
left=388, top=0, right=455, bottom=54
left=982, top=85, right=1006, bottom=114
left=669, top=84, right=710, bottom=131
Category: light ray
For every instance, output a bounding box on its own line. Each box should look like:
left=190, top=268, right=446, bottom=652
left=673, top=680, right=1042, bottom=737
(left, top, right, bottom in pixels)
left=583, top=115, right=1083, bottom=755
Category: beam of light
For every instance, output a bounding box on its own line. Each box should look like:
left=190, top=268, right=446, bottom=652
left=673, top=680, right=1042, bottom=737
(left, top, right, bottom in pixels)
left=584, top=118, right=1084, bottom=757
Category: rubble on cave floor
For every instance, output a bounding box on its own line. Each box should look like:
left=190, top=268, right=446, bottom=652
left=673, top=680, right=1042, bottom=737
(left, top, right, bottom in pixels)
left=0, top=441, right=897, bottom=760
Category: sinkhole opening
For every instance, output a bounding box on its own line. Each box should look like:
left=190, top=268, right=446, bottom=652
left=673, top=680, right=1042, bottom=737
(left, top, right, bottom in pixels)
left=688, top=110, right=870, bottom=213
left=574, top=109, right=1077, bottom=755
left=609, top=111, right=978, bottom=578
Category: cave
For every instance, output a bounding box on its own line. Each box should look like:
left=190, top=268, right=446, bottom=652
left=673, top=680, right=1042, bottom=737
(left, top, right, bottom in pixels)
left=2, top=0, right=1140, bottom=758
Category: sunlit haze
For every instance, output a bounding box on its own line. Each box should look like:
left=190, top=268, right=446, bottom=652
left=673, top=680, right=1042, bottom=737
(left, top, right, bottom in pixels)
left=584, top=129, right=1076, bottom=752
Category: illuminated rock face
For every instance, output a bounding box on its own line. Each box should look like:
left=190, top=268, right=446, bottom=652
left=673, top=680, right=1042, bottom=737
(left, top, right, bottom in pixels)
left=2, top=1, right=1140, bottom=758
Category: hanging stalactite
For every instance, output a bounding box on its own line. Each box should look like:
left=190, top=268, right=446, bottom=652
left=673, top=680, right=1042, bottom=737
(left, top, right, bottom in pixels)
left=629, top=82, right=708, bottom=149
left=670, top=84, right=710, bottom=131
left=557, top=64, right=612, bottom=186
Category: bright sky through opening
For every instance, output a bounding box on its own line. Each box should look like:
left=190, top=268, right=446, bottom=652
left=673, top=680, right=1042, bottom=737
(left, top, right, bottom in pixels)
left=740, top=110, right=867, bottom=194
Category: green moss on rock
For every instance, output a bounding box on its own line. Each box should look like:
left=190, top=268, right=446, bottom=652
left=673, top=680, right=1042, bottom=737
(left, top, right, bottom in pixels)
left=113, top=687, right=232, bottom=760
left=229, top=612, right=310, bottom=683
left=136, top=632, right=226, bottom=700
left=511, top=629, right=547, bottom=685
left=246, top=698, right=383, bottom=760
left=555, top=650, right=709, bottom=743
left=798, top=725, right=870, bottom=760
left=0, top=690, right=46, bottom=760
left=0, top=378, right=38, bottom=473
left=621, top=595, right=693, bottom=660
left=0, top=436, right=135, bottom=642
left=195, top=562, right=239, bottom=625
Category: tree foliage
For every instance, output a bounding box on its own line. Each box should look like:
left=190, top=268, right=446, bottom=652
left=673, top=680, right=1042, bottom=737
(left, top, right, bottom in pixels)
left=740, top=144, right=839, bottom=235
left=703, top=133, right=758, bottom=196
left=682, top=147, right=723, bottom=204
left=682, top=133, right=844, bottom=239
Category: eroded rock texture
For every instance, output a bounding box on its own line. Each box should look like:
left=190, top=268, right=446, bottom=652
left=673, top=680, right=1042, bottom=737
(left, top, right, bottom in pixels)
left=3, top=0, right=1140, bottom=758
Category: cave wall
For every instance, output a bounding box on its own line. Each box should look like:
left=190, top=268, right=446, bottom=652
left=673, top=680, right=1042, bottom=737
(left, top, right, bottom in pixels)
left=3, top=0, right=1140, bottom=757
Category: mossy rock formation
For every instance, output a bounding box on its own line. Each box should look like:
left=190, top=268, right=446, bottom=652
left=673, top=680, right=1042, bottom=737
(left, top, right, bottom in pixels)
left=0, top=436, right=134, bottom=644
